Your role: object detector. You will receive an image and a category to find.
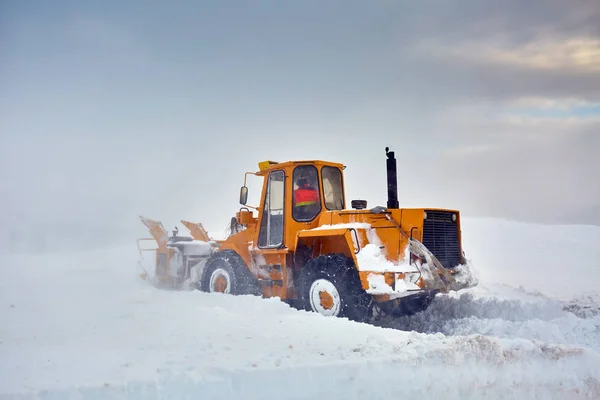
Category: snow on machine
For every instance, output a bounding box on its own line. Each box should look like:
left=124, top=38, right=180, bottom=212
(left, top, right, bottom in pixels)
left=137, top=147, right=477, bottom=320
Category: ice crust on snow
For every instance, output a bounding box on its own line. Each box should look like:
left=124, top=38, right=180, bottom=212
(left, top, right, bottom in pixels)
left=1, top=218, right=600, bottom=399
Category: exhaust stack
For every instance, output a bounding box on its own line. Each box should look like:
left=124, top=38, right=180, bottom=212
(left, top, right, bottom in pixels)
left=386, top=147, right=399, bottom=209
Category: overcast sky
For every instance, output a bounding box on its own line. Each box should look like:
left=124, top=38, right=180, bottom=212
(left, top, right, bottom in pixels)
left=1, top=0, right=599, bottom=252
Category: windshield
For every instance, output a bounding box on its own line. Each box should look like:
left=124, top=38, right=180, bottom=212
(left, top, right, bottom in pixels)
left=322, top=166, right=344, bottom=210
left=292, top=165, right=321, bottom=221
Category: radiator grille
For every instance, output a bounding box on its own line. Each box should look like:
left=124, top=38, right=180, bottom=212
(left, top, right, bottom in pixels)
left=422, top=210, right=461, bottom=268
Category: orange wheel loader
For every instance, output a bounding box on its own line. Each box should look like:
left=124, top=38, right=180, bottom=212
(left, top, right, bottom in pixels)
left=138, top=147, right=477, bottom=321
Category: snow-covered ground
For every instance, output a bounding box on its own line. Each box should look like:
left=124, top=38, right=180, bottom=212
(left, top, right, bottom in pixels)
left=1, top=218, right=599, bottom=399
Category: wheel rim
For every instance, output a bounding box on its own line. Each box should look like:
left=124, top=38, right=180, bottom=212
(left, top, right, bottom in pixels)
left=209, top=268, right=231, bottom=293
left=309, top=279, right=341, bottom=316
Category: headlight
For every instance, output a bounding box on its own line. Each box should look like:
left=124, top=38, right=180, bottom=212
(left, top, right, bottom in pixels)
left=424, top=211, right=428, bottom=220
left=452, top=213, right=457, bottom=222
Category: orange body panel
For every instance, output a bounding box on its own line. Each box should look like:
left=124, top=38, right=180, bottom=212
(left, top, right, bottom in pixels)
left=140, top=217, right=169, bottom=249
left=180, top=220, right=211, bottom=242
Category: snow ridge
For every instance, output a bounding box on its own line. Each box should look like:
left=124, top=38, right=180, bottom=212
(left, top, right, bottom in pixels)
left=2, top=218, right=600, bottom=399
left=375, top=288, right=600, bottom=351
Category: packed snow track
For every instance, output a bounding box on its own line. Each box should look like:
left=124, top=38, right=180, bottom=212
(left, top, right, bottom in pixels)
left=0, top=218, right=599, bottom=399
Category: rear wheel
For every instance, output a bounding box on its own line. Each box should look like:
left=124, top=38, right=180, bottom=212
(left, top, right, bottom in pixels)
left=200, top=251, right=260, bottom=295
left=298, top=254, right=373, bottom=322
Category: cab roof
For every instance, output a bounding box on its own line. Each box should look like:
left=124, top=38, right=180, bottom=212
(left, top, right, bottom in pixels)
left=256, top=160, right=345, bottom=175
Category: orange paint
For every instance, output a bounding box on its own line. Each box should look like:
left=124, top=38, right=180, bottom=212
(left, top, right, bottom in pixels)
left=214, top=275, right=228, bottom=293
left=319, top=291, right=334, bottom=310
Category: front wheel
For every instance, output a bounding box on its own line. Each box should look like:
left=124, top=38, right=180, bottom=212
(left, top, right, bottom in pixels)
left=298, top=254, right=373, bottom=322
left=200, top=251, right=260, bottom=295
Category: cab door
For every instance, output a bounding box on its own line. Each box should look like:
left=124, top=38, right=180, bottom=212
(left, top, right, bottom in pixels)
left=257, top=170, right=285, bottom=249
left=252, top=170, right=290, bottom=298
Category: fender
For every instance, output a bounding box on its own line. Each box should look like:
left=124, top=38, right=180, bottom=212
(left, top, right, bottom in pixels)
left=295, top=227, right=361, bottom=267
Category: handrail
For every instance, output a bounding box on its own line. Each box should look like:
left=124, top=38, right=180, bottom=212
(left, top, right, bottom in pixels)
left=136, top=238, right=156, bottom=280
left=136, top=238, right=157, bottom=260
left=348, top=228, right=361, bottom=254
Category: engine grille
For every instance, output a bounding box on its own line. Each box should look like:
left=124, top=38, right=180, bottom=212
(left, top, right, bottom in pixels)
left=422, top=210, right=462, bottom=268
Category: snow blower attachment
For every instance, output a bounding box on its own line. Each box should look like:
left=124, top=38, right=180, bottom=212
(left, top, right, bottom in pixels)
left=138, top=147, right=477, bottom=320
left=137, top=217, right=219, bottom=289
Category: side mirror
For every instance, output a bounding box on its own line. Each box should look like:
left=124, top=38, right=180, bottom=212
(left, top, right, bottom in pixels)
left=239, top=186, right=248, bottom=205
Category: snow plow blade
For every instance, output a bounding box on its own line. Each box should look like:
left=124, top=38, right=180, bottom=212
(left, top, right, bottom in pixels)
left=408, top=238, right=478, bottom=293
left=371, top=238, right=477, bottom=318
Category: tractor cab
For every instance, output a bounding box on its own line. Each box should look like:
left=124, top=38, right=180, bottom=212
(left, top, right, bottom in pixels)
left=222, top=160, right=351, bottom=298
left=238, top=160, right=347, bottom=245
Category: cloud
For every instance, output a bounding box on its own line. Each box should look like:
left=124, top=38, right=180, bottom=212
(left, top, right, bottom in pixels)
left=421, top=36, right=600, bottom=73
left=1, top=0, right=599, bottom=253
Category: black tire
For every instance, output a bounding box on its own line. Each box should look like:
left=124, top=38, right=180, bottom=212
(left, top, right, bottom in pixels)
left=200, top=250, right=260, bottom=295
left=398, top=291, right=436, bottom=316
left=298, top=253, right=373, bottom=322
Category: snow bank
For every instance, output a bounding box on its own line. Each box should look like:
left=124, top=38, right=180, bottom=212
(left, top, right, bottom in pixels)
left=461, top=217, right=600, bottom=300
left=8, top=343, right=600, bottom=400
left=375, top=289, right=600, bottom=351
left=1, top=218, right=600, bottom=399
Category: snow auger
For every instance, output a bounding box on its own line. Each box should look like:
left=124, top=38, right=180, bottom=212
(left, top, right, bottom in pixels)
left=137, top=217, right=220, bottom=289
left=138, top=147, right=477, bottom=320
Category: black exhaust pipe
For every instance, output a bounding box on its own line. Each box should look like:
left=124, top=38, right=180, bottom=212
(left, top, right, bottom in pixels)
left=386, top=147, right=399, bottom=209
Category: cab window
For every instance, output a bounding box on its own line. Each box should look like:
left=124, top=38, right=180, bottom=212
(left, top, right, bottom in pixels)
left=292, top=165, right=321, bottom=221
left=258, top=170, right=285, bottom=248
left=322, top=166, right=344, bottom=210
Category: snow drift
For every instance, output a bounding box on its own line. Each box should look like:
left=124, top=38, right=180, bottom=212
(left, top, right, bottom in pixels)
left=0, top=217, right=599, bottom=399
